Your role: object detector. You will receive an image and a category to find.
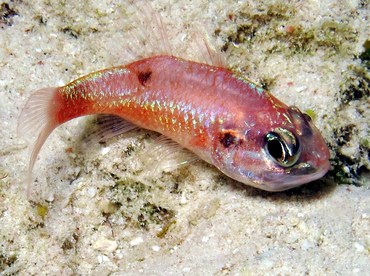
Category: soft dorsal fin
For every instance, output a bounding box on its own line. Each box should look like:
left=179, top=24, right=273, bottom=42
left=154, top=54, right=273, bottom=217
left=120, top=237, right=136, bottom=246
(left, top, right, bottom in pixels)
left=189, top=30, right=227, bottom=67
left=125, top=2, right=173, bottom=60
left=125, top=1, right=227, bottom=67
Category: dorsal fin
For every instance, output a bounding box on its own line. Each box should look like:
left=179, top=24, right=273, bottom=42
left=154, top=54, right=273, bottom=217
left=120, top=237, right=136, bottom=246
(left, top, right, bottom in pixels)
left=189, top=29, right=227, bottom=67
left=125, top=1, right=227, bottom=67
left=125, top=1, right=173, bottom=60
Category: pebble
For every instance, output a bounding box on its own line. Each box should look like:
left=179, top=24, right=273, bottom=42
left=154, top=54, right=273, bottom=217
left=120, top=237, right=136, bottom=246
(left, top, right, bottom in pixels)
left=97, top=255, right=109, bottom=263
left=202, top=236, right=209, bottom=243
left=130, top=236, right=144, bottom=247
left=353, top=242, right=364, bottom=252
left=101, top=147, right=111, bottom=155
left=93, top=237, right=118, bottom=254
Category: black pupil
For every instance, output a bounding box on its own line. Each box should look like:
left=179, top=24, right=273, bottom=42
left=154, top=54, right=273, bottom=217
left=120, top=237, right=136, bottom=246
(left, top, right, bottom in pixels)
left=267, top=138, right=284, bottom=161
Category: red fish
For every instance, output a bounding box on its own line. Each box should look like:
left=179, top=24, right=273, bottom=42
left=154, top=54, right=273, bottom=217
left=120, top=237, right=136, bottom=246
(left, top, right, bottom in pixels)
left=18, top=7, right=330, bottom=194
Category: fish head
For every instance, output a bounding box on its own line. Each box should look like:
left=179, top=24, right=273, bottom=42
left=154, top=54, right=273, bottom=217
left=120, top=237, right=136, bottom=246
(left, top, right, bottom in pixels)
left=212, top=105, right=330, bottom=191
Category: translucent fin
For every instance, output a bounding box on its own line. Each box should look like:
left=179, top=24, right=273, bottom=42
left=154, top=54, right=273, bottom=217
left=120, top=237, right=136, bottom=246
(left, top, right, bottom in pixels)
left=17, top=87, right=60, bottom=198
left=85, top=114, right=138, bottom=144
left=125, top=1, right=172, bottom=60
left=140, top=135, right=198, bottom=177
left=188, top=29, right=227, bottom=68
left=125, top=1, right=226, bottom=67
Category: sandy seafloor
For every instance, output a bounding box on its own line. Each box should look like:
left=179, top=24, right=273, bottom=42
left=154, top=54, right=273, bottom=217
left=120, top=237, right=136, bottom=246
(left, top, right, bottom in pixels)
left=0, top=0, right=369, bottom=275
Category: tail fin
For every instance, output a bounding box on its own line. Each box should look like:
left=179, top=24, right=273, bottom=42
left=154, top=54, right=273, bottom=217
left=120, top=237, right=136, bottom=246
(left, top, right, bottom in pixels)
left=18, top=87, right=60, bottom=197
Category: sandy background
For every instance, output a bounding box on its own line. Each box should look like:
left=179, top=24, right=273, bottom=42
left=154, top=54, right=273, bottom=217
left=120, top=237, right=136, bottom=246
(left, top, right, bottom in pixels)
left=0, top=0, right=369, bottom=274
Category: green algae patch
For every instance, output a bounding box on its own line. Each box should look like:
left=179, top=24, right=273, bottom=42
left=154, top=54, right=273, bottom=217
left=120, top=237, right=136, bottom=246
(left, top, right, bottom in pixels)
left=114, top=179, right=149, bottom=196
left=156, top=220, right=177, bottom=238
left=138, top=202, right=175, bottom=230
left=107, top=178, right=176, bottom=231
left=304, top=109, right=316, bottom=121
left=36, top=203, right=48, bottom=221
left=359, top=39, right=370, bottom=70
left=274, top=20, right=357, bottom=56
left=221, top=2, right=358, bottom=57
left=222, top=1, right=295, bottom=50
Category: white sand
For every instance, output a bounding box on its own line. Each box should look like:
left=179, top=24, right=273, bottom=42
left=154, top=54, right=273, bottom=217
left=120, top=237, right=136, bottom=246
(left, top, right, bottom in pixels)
left=0, top=0, right=369, bottom=274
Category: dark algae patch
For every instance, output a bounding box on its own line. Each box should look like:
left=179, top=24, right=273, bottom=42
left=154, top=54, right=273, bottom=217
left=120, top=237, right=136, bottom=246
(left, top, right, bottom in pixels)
left=0, top=2, right=18, bottom=27
left=334, top=125, right=358, bottom=147
left=0, top=252, right=17, bottom=273
left=138, top=202, right=175, bottom=230
left=340, top=65, right=370, bottom=104
left=329, top=42, right=370, bottom=186
left=359, top=39, right=370, bottom=70
left=219, top=1, right=357, bottom=56
left=61, top=232, right=79, bottom=253
left=220, top=2, right=295, bottom=51
left=107, top=179, right=176, bottom=231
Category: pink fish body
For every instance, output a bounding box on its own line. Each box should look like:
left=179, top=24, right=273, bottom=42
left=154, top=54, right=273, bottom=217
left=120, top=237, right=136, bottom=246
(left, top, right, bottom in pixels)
left=19, top=55, right=330, bottom=192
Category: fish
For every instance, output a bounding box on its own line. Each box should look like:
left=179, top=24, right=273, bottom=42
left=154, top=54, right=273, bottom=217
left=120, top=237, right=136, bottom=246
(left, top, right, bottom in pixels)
left=18, top=5, right=330, bottom=195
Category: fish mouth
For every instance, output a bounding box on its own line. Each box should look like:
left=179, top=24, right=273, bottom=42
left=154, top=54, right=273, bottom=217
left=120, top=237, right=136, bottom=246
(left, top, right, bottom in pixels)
left=259, top=161, right=331, bottom=192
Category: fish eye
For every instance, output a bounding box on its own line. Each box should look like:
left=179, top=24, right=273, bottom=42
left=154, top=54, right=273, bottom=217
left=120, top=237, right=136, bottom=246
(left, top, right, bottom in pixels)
left=264, top=128, right=301, bottom=167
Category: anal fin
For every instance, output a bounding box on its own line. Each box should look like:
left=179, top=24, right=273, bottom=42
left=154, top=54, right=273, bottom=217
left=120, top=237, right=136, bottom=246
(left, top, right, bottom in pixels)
left=85, top=114, right=138, bottom=144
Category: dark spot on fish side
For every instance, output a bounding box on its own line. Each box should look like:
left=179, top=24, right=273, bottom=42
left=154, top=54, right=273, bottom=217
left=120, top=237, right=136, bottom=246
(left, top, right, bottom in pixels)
left=138, top=71, right=152, bottom=86
left=219, top=131, right=237, bottom=148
